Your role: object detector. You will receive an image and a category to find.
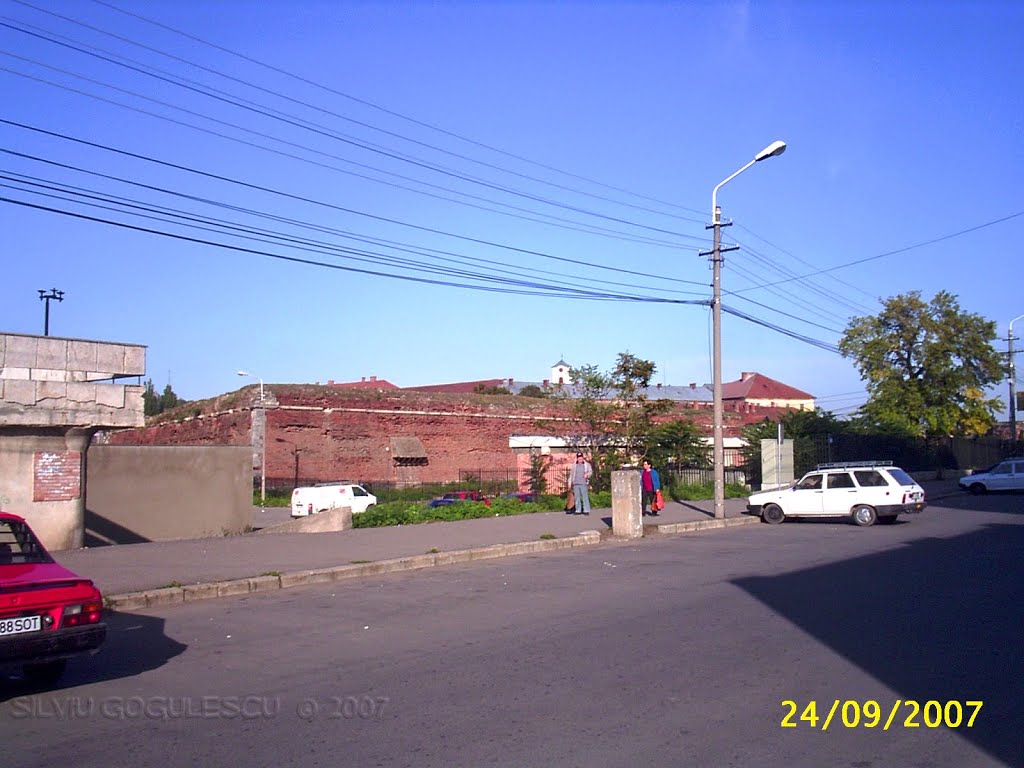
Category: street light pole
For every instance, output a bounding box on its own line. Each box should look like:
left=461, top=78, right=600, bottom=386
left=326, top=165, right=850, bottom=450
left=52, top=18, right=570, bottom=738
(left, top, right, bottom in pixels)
left=237, top=370, right=266, bottom=504
left=38, top=288, right=64, bottom=336
left=1010, top=314, right=1024, bottom=440
left=704, top=141, right=787, bottom=519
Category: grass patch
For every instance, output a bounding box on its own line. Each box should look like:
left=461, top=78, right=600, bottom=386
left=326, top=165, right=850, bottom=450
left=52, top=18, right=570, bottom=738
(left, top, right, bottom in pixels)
left=162, top=580, right=183, bottom=589
left=260, top=571, right=281, bottom=577
left=667, top=481, right=750, bottom=502
left=350, top=559, right=372, bottom=564
left=539, top=533, right=556, bottom=540
left=426, top=547, right=440, bottom=554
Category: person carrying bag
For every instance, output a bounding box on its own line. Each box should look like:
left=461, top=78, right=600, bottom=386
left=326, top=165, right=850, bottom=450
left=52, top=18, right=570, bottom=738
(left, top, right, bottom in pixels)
left=641, top=460, right=662, bottom=516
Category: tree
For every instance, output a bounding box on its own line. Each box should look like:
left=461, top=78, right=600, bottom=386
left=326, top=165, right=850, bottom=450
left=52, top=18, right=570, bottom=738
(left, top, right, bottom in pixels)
left=160, top=384, right=181, bottom=412
left=517, top=384, right=547, bottom=398
left=559, top=353, right=673, bottom=489
left=472, top=383, right=511, bottom=395
left=142, top=379, right=186, bottom=417
left=142, top=379, right=160, bottom=417
left=645, top=419, right=705, bottom=470
left=839, top=291, right=1003, bottom=437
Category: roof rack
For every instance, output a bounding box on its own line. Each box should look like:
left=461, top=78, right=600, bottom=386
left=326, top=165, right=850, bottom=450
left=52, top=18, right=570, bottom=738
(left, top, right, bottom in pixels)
left=814, top=460, right=893, bottom=470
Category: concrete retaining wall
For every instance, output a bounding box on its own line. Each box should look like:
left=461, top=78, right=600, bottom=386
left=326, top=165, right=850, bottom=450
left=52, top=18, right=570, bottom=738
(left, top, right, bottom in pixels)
left=85, top=445, right=253, bottom=546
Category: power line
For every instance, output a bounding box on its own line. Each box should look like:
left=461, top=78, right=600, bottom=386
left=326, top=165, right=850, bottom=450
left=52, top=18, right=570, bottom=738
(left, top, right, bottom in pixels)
left=81, top=0, right=710, bottom=219
left=0, top=56, right=699, bottom=250
left=1, top=194, right=709, bottom=305
left=0, top=133, right=713, bottom=291
left=0, top=19, right=704, bottom=240
left=730, top=210, right=1024, bottom=293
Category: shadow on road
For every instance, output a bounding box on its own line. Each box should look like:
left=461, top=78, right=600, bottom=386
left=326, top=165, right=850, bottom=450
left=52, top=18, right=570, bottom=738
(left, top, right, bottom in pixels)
left=0, top=611, right=187, bottom=701
left=733, top=522, right=1024, bottom=767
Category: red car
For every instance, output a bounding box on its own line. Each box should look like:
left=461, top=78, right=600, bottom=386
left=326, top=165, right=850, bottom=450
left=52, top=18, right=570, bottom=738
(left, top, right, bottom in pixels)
left=0, top=512, right=107, bottom=685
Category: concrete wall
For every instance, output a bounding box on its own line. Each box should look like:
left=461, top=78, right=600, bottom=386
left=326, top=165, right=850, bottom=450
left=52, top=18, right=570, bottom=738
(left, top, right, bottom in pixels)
left=0, top=332, right=145, bottom=428
left=0, top=427, right=93, bottom=550
left=84, top=446, right=253, bottom=546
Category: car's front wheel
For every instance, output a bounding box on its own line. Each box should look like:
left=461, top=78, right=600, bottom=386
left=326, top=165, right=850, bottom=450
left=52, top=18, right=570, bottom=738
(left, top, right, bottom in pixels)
left=762, top=504, right=785, bottom=524
left=968, top=482, right=986, bottom=495
left=852, top=504, right=877, bottom=527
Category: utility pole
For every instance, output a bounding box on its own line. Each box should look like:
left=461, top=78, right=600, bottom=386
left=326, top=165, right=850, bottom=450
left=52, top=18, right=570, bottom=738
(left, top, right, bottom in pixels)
left=1010, top=314, right=1024, bottom=439
left=38, top=288, right=64, bottom=336
left=700, top=140, right=787, bottom=519
left=701, top=208, right=737, bottom=518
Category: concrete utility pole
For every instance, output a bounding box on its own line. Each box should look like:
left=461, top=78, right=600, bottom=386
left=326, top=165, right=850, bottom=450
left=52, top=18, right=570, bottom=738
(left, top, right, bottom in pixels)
left=38, top=288, right=64, bottom=336
left=701, top=142, right=787, bottom=519
left=1010, top=314, right=1024, bottom=439
left=237, top=370, right=266, bottom=504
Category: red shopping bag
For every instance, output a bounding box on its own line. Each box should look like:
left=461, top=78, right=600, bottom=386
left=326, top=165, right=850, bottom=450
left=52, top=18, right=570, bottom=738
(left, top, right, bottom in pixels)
left=654, top=490, right=664, bottom=511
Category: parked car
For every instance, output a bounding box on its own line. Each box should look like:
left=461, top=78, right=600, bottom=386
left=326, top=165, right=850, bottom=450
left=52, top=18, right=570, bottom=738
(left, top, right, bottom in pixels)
left=958, top=458, right=1024, bottom=494
left=0, top=512, right=107, bottom=685
left=291, top=482, right=377, bottom=518
left=746, top=461, right=926, bottom=527
left=502, top=492, right=540, bottom=503
left=427, top=491, right=491, bottom=508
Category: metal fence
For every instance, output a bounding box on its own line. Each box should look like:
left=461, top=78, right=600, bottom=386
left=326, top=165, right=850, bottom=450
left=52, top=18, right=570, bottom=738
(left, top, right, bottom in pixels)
left=742, top=434, right=1021, bottom=488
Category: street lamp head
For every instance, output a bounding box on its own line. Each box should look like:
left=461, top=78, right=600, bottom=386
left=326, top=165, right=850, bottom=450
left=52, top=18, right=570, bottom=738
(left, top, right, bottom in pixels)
left=755, top=140, right=787, bottom=162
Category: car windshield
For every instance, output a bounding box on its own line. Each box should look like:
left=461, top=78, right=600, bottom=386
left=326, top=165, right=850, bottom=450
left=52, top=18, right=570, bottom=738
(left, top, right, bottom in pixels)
left=0, top=520, right=54, bottom=565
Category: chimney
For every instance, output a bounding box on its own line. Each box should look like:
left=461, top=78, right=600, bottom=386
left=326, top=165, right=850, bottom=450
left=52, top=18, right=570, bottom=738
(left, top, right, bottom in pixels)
left=543, top=379, right=549, bottom=386
left=741, top=371, right=755, bottom=381
left=361, top=377, right=366, bottom=382
left=689, top=383, right=696, bottom=389
left=370, top=375, right=377, bottom=382
left=327, top=379, right=334, bottom=385
left=656, top=383, right=662, bottom=388
left=508, top=377, right=514, bottom=386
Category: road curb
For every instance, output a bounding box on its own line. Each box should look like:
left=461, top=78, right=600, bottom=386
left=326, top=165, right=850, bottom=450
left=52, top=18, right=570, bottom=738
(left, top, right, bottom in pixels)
left=105, top=530, right=603, bottom=611
left=653, top=514, right=762, bottom=534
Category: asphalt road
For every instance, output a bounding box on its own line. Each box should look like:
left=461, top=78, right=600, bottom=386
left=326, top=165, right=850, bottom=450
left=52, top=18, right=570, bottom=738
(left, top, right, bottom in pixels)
left=2, top=494, right=1021, bottom=767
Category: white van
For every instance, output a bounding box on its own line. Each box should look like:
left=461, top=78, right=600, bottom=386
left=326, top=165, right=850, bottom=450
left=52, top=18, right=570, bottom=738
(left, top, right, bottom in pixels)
left=290, top=482, right=377, bottom=518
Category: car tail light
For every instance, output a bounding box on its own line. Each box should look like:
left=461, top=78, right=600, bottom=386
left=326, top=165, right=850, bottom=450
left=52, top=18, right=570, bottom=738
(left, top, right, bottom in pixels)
left=61, top=601, right=103, bottom=628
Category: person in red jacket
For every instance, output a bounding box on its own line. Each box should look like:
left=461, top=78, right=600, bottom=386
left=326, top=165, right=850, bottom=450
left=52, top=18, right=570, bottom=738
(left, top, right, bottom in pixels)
left=641, top=460, right=661, bottom=516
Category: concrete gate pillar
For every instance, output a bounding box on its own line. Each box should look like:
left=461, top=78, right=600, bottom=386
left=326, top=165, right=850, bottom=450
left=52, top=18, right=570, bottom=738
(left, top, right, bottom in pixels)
left=611, top=470, right=643, bottom=539
left=0, top=427, right=96, bottom=550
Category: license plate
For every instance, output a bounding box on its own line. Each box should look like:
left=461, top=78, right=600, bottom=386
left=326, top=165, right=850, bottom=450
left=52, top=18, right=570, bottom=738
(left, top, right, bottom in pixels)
left=0, top=615, right=42, bottom=637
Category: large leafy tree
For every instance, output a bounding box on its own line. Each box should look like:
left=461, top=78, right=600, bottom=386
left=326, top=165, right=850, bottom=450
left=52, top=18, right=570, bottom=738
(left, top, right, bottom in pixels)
left=839, top=291, right=1003, bottom=437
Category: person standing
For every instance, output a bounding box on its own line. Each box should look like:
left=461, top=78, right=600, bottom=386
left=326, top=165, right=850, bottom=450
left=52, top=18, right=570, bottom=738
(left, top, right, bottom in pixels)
left=641, top=460, right=661, bottom=516
left=569, top=452, right=593, bottom=515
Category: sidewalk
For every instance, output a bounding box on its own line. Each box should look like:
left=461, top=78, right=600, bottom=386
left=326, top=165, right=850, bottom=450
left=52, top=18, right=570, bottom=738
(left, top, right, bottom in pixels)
left=57, top=479, right=962, bottom=611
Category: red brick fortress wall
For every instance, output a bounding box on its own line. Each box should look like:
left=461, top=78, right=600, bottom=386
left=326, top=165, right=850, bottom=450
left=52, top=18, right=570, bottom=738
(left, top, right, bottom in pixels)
left=104, top=385, right=775, bottom=487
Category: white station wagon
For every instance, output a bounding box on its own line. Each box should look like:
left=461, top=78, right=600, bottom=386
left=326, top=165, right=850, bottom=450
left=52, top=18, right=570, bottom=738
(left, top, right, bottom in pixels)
left=747, top=461, right=927, bottom=527
left=291, top=482, right=377, bottom=518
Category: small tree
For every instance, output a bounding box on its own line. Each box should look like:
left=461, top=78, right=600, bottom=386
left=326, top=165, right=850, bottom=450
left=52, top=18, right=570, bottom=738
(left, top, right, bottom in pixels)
left=527, top=450, right=550, bottom=494
left=645, top=419, right=705, bottom=471
left=559, top=353, right=673, bottom=490
left=142, top=379, right=160, bottom=417
left=518, top=384, right=547, bottom=398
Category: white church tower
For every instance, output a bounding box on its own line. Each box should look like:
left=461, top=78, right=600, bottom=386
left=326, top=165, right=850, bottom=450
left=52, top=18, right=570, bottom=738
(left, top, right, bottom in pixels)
left=551, top=359, right=572, bottom=386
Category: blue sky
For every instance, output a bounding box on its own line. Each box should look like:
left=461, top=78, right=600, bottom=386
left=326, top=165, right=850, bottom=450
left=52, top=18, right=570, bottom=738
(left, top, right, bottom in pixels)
left=2, top=0, right=1022, bottom=419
